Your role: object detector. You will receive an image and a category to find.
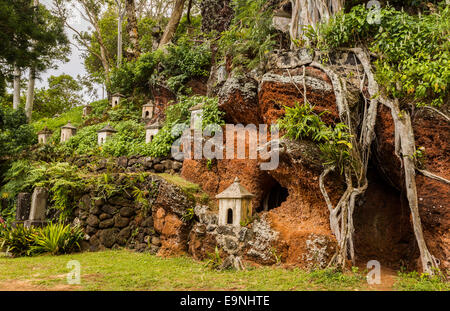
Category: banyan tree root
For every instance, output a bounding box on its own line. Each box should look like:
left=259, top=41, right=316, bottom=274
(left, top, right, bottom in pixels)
left=339, top=47, right=440, bottom=275
left=312, top=53, right=374, bottom=270
left=314, top=47, right=441, bottom=275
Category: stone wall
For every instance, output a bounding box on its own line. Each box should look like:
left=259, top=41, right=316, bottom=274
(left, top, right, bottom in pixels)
left=68, top=155, right=183, bottom=175
left=75, top=174, right=195, bottom=255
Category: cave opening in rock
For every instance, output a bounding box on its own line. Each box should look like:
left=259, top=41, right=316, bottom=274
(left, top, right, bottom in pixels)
left=353, top=167, right=419, bottom=270
left=259, top=177, right=289, bottom=212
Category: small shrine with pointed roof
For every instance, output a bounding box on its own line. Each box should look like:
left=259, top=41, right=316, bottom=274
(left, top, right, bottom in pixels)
left=216, top=177, right=255, bottom=226
left=60, top=121, right=77, bottom=143
left=111, top=93, right=124, bottom=108
left=142, top=100, right=155, bottom=121
left=37, top=126, right=52, bottom=144
left=97, top=123, right=117, bottom=145
left=145, top=120, right=161, bottom=144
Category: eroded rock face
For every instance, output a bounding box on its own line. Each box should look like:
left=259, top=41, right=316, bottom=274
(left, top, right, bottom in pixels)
left=152, top=179, right=196, bottom=256
left=218, top=75, right=261, bottom=125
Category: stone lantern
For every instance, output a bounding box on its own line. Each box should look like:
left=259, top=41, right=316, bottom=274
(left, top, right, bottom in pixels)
left=216, top=177, right=254, bottom=227
left=111, top=93, right=124, bottom=108
left=142, top=101, right=155, bottom=121
left=82, top=105, right=92, bottom=117
left=60, top=122, right=77, bottom=143
left=37, top=126, right=52, bottom=144
left=189, top=103, right=203, bottom=130
left=97, top=124, right=117, bottom=145
left=145, top=120, right=161, bottom=144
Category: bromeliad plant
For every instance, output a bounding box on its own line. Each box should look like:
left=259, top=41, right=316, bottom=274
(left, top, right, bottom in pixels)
left=31, top=222, right=84, bottom=255
left=0, top=223, right=83, bottom=257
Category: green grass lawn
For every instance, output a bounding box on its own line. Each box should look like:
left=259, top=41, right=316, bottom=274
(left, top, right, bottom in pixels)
left=0, top=249, right=448, bottom=291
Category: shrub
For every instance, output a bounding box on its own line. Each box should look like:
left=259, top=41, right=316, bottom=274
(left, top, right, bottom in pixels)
left=31, top=222, right=84, bottom=255
left=146, top=96, right=224, bottom=157
left=101, top=120, right=146, bottom=157
left=0, top=161, right=84, bottom=221
left=89, top=99, right=110, bottom=119
left=32, top=105, right=83, bottom=133
left=277, top=101, right=353, bottom=172
left=313, top=4, right=449, bottom=107
left=0, top=223, right=84, bottom=257
left=217, top=0, right=276, bottom=71
left=0, top=106, right=36, bottom=158
left=0, top=224, right=36, bottom=257
left=110, top=38, right=211, bottom=96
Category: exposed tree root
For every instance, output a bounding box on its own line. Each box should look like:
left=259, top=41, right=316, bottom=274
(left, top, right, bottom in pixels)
left=417, top=169, right=450, bottom=185
left=314, top=47, right=441, bottom=275
left=344, top=47, right=440, bottom=275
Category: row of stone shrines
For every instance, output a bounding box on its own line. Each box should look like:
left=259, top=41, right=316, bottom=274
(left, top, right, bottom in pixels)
left=36, top=99, right=205, bottom=146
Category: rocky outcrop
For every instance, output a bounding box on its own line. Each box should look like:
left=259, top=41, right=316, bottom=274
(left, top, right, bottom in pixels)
left=218, top=75, right=261, bottom=125
left=183, top=48, right=449, bottom=272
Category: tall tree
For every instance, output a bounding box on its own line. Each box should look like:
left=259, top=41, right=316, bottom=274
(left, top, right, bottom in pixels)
left=25, top=0, right=39, bottom=121
left=125, top=0, right=141, bottom=59
left=114, top=0, right=126, bottom=66
left=54, top=0, right=112, bottom=87
left=0, top=0, right=68, bottom=113
left=158, top=0, right=186, bottom=48
left=12, top=66, right=21, bottom=109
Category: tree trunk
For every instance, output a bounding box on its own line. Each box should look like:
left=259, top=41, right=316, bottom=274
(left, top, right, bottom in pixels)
left=158, top=0, right=185, bottom=48
left=125, top=0, right=140, bottom=60
left=25, top=67, right=36, bottom=122
left=116, top=0, right=126, bottom=66
left=13, top=64, right=21, bottom=109
left=25, top=0, right=38, bottom=121
left=290, top=0, right=344, bottom=47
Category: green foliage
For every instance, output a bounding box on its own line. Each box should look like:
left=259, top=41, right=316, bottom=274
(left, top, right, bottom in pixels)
left=0, top=224, right=36, bottom=257
left=31, top=222, right=84, bottom=256
left=163, top=37, right=212, bottom=94
left=58, top=120, right=145, bottom=158
left=110, top=50, right=163, bottom=96
left=0, top=160, right=32, bottom=220
left=277, top=102, right=353, bottom=172
left=217, top=0, right=276, bottom=71
left=24, top=162, right=83, bottom=220
left=313, top=4, right=449, bottom=107
left=181, top=206, right=195, bottom=222
left=32, top=74, right=83, bottom=120
left=147, top=96, right=224, bottom=157
left=0, top=106, right=36, bottom=158
left=61, top=123, right=104, bottom=156
left=0, top=0, right=69, bottom=89
left=1, top=161, right=83, bottom=221
left=395, top=270, right=450, bottom=291
left=0, top=223, right=83, bottom=257
left=101, top=120, right=146, bottom=157
left=89, top=99, right=110, bottom=119
left=106, top=98, right=141, bottom=122
left=205, top=246, right=223, bottom=270
left=110, top=38, right=211, bottom=96
left=32, top=105, right=83, bottom=133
